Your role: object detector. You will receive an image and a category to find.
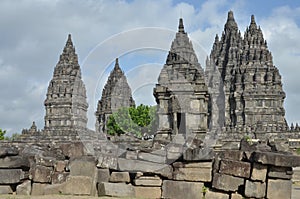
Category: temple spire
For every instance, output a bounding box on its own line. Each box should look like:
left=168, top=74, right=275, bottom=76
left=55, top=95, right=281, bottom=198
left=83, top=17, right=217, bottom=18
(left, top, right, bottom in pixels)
left=225, top=11, right=238, bottom=32
left=249, top=15, right=257, bottom=31
left=178, top=18, right=185, bottom=33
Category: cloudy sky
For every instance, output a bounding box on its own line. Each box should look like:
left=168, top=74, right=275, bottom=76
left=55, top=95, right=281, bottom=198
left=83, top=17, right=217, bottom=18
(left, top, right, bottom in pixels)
left=1, top=0, right=300, bottom=136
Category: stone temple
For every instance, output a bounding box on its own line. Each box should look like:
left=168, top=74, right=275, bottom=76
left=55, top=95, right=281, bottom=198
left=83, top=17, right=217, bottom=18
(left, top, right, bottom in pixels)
left=19, top=11, right=300, bottom=149
left=154, top=18, right=209, bottom=141
left=95, top=58, right=135, bottom=134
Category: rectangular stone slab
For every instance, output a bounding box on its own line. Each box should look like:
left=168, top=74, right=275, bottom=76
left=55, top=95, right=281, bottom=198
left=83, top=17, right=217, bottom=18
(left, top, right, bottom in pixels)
left=252, top=152, right=300, bottom=167
left=0, top=169, right=24, bottom=184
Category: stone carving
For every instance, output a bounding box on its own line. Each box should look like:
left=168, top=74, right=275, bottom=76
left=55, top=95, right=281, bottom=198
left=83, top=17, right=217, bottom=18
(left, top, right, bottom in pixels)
left=95, top=58, right=135, bottom=133
left=154, top=18, right=209, bottom=141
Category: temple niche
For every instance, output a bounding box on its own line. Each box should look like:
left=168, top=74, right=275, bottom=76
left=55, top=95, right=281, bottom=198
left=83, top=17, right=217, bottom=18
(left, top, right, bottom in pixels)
left=44, top=34, right=88, bottom=134
left=95, top=58, right=135, bottom=134
left=154, top=18, right=209, bottom=141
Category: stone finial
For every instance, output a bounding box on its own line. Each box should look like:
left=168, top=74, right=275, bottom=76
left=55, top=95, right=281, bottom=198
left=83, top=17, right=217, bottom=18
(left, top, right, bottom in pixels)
left=178, top=18, right=185, bottom=33
left=30, top=121, right=37, bottom=132
left=249, top=15, right=257, bottom=30
left=225, top=11, right=238, bottom=32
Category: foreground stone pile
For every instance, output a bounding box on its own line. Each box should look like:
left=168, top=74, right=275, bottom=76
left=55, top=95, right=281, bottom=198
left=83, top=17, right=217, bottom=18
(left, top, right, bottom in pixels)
left=0, top=139, right=300, bottom=198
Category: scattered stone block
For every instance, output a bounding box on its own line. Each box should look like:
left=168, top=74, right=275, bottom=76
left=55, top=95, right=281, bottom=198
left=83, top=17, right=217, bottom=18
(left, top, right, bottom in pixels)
left=219, top=159, right=251, bottom=178
left=268, top=166, right=293, bottom=179
left=109, top=172, right=130, bottom=183
left=251, top=163, right=267, bottom=182
left=31, top=183, right=46, bottom=195
left=60, top=142, right=84, bottom=158
left=63, top=176, right=93, bottom=195
left=173, top=162, right=212, bottom=182
left=293, top=167, right=300, bottom=182
left=244, top=180, right=266, bottom=198
left=138, top=152, right=166, bottom=163
left=69, top=156, right=96, bottom=177
left=218, top=150, right=244, bottom=161
left=118, top=158, right=172, bottom=178
left=16, top=180, right=31, bottom=195
left=98, top=182, right=135, bottom=197
left=134, top=176, right=162, bottom=186
left=35, top=155, right=55, bottom=167
left=52, top=172, right=69, bottom=184
left=135, top=186, right=161, bottom=198
left=267, top=179, right=292, bottom=199
left=162, top=180, right=203, bottom=199
left=0, top=156, right=30, bottom=168
left=0, top=169, right=24, bottom=184
left=252, top=151, right=300, bottom=167
left=97, top=153, right=118, bottom=170
left=0, top=185, right=13, bottom=194
left=183, top=148, right=214, bottom=161
left=43, top=184, right=63, bottom=195
left=31, top=165, right=53, bottom=183
left=231, top=193, right=243, bottom=199
left=97, top=168, right=110, bottom=183
left=212, top=173, right=244, bottom=192
left=0, top=146, right=19, bottom=157
left=205, top=189, right=229, bottom=199
left=126, top=150, right=137, bottom=160
left=55, top=160, right=67, bottom=172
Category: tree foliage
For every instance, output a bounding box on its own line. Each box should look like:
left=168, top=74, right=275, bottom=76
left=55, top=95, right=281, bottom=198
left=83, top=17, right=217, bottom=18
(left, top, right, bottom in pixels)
left=107, top=104, right=157, bottom=137
left=0, top=129, right=6, bottom=140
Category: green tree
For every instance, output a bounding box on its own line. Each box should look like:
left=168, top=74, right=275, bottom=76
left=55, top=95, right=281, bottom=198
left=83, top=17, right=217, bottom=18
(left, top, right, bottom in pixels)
left=107, top=104, right=157, bottom=138
left=0, top=129, right=6, bottom=140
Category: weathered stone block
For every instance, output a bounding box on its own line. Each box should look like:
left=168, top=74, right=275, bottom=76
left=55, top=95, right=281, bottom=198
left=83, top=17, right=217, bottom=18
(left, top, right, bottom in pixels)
left=219, top=159, right=251, bottom=178
left=173, top=162, right=212, bottom=182
left=231, top=193, right=243, bottom=199
left=138, top=152, right=166, bottom=163
left=109, top=172, right=130, bottom=183
left=97, top=168, right=110, bottom=183
left=55, top=160, right=67, bottom=172
left=267, top=179, right=292, bottom=199
left=35, top=155, right=55, bottom=167
left=97, top=153, right=117, bottom=170
left=293, top=167, right=300, bottom=182
left=268, top=166, right=293, bottom=179
left=0, top=185, right=13, bottom=194
left=0, top=146, right=18, bottom=157
left=0, top=169, right=24, bottom=184
left=118, top=158, right=172, bottom=178
left=126, top=150, right=137, bottom=160
left=52, top=172, right=69, bottom=184
left=60, top=142, right=84, bottom=158
left=135, top=186, right=161, bottom=198
left=134, top=176, right=162, bottom=186
left=0, top=156, right=30, bottom=168
left=162, top=180, right=203, bottom=199
left=98, top=182, right=135, bottom=197
left=205, top=189, right=229, bottom=199
left=31, top=165, right=53, bottom=183
left=63, top=176, right=93, bottom=195
left=212, top=173, right=244, bottom=192
left=251, top=163, right=267, bottom=182
left=69, top=156, right=96, bottom=177
left=183, top=148, right=214, bottom=161
left=218, top=150, right=244, bottom=161
left=31, top=183, right=46, bottom=195
left=44, top=184, right=64, bottom=195
left=252, top=151, right=300, bottom=167
left=244, top=180, right=266, bottom=198
left=16, top=180, right=31, bottom=195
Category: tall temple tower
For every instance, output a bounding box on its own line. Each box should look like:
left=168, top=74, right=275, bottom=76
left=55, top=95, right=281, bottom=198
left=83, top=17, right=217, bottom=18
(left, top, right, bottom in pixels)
left=207, top=11, right=287, bottom=141
left=95, top=58, right=135, bottom=133
left=154, top=18, right=209, bottom=140
left=44, top=34, right=88, bottom=133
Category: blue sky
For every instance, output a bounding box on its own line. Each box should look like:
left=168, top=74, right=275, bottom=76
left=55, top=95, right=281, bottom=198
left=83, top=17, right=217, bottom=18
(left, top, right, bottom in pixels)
left=0, top=0, right=300, bottom=135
